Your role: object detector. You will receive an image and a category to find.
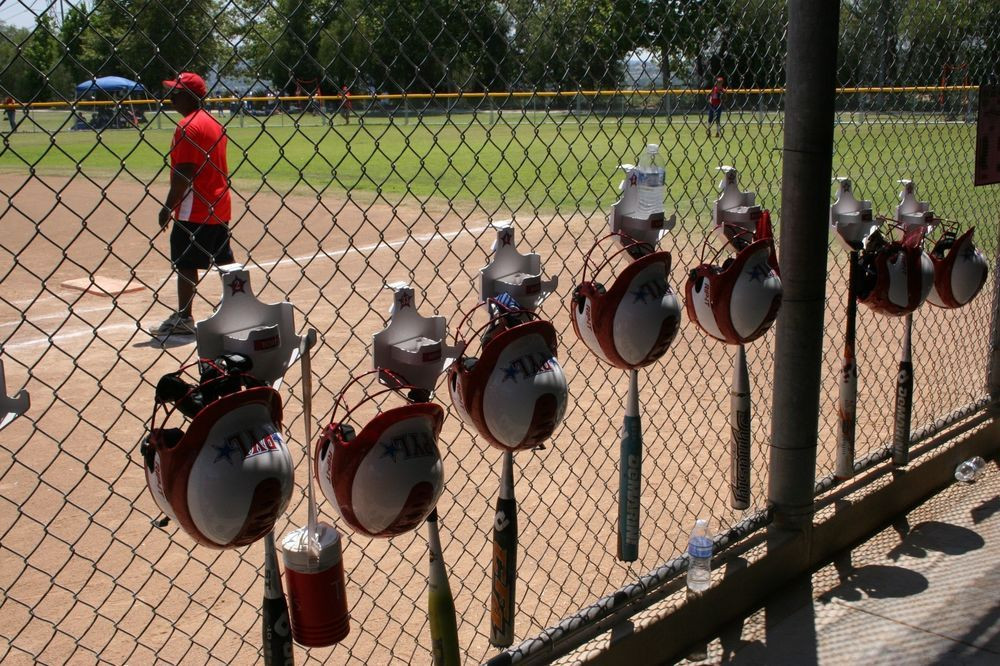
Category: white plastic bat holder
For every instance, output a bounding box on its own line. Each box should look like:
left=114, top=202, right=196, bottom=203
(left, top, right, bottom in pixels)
left=895, top=179, right=936, bottom=234
left=0, top=355, right=29, bottom=431
left=713, top=166, right=762, bottom=246
left=479, top=222, right=558, bottom=312
left=830, top=177, right=877, bottom=252
left=372, top=283, right=459, bottom=395
left=607, top=164, right=676, bottom=248
left=195, top=264, right=302, bottom=388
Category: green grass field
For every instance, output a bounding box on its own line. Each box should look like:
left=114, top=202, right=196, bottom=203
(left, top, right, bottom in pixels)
left=0, top=108, right=989, bottom=229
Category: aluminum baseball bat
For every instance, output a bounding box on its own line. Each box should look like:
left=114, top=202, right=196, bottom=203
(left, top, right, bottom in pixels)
left=489, top=451, right=517, bottom=647
left=835, top=251, right=859, bottom=480
left=892, top=314, right=913, bottom=466
left=617, top=368, right=642, bottom=561
left=426, top=509, right=460, bottom=665
left=730, top=344, right=751, bottom=510
left=262, top=532, right=294, bottom=665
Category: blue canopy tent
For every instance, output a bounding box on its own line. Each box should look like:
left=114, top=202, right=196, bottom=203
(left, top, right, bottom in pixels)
left=75, top=76, right=146, bottom=98
left=73, top=77, right=148, bottom=130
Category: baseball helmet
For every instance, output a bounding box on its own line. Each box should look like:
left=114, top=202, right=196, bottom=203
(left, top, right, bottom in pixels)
left=315, top=369, right=445, bottom=538
left=142, top=359, right=293, bottom=549
left=856, top=229, right=934, bottom=317
left=926, top=227, right=988, bottom=309
left=685, top=212, right=783, bottom=345
left=570, top=233, right=682, bottom=369
left=448, top=298, right=568, bottom=452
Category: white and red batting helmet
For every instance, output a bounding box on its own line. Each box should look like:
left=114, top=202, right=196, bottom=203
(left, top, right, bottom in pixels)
left=927, top=228, right=988, bottom=309
left=685, top=212, right=782, bottom=345
left=448, top=300, right=568, bottom=452
left=142, top=364, right=293, bottom=550
left=571, top=233, right=682, bottom=369
left=315, top=370, right=445, bottom=538
left=856, top=229, right=934, bottom=317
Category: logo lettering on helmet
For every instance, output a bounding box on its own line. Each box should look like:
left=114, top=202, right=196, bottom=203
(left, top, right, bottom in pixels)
left=381, top=430, right=435, bottom=462
left=245, top=431, right=283, bottom=458
left=253, top=336, right=280, bottom=351
left=630, top=277, right=667, bottom=304
left=501, top=351, right=555, bottom=383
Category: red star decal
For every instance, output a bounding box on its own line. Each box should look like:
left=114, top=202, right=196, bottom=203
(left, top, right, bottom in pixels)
left=397, top=292, right=412, bottom=308
left=229, top=277, right=246, bottom=295
left=500, top=230, right=513, bottom=246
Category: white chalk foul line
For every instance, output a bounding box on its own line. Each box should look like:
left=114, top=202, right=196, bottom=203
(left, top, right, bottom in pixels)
left=2, top=223, right=489, bottom=352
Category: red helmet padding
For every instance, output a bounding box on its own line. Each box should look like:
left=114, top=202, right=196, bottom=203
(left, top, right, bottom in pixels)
left=450, top=319, right=560, bottom=451
left=316, top=402, right=444, bottom=537
left=572, top=250, right=680, bottom=369
left=685, top=237, right=781, bottom=345
left=151, top=387, right=284, bottom=549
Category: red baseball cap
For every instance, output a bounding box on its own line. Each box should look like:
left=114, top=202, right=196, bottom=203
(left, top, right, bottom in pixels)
left=162, top=72, right=207, bottom=98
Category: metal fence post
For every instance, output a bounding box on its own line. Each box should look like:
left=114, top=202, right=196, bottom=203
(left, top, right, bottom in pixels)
left=768, top=0, right=841, bottom=531
left=988, top=220, right=1000, bottom=401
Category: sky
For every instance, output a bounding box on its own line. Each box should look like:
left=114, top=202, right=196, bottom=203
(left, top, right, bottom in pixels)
left=0, top=0, right=60, bottom=30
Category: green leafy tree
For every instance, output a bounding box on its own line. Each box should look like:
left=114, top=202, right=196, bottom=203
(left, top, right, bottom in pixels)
left=21, top=12, right=61, bottom=101
left=0, top=23, right=33, bottom=101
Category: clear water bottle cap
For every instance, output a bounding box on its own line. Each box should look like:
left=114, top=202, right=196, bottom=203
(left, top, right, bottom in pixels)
left=646, top=143, right=659, bottom=154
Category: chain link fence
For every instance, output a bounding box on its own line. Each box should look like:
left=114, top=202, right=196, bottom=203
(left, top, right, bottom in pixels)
left=1, top=1, right=998, bottom=664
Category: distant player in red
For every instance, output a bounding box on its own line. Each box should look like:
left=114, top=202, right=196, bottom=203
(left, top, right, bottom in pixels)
left=340, top=85, right=352, bottom=124
left=708, top=76, right=725, bottom=138
left=151, top=72, right=234, bottom=337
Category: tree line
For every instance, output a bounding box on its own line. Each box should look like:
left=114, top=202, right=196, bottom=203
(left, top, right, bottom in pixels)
left=0, top=0, right=996, bottom=104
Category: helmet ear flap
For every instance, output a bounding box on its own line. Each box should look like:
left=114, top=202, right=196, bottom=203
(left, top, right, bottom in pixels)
left=855, top=253, right=878, bottom=301
left=930, top=232, right=956, bottom=259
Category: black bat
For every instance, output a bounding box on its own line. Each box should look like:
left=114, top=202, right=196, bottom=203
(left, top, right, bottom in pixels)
left=892, top=313, right=913, bottom=466
left=730, top=345, right=751, bottom=509
left=489, top=451, right=517, bottom=647
left=262, top=532, right=293, bottom=665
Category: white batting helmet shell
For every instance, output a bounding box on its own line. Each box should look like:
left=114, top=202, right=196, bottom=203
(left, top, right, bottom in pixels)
left=571, top=242, right=682, bottom=369
left=685, top=238, right=782, bottom=345
left=315, top=394, right=445, bottom=538
left=143, top=387, right=293, bottom=549
left=927, top=228, right=988, bottom=309
left=448, top=310, right=568, bottom=452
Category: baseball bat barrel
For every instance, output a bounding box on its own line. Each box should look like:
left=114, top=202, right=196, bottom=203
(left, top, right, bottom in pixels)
left=426, top=510, right=460, bottom=665
left=835, top=252, right=859, bottom=480
left=892, top=313, right=913, bottom=466
left=262, top=532, right=294, bottom=665
left=617, top=368, right=642, bottom=561
left=489, top=451, right=518, bottom=647
left=729, top=344, right=751, bottom=510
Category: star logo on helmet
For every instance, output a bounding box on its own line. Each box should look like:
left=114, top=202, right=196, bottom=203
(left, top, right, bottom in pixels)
left=747, top=264, right=769, bottom=283
left=213, top=439, right=241, bottom=464
left=398, top=292, right=412, bottom=308
left=229, top=277, right=246, bottom=295
left=381, top=440, right=401, bottom=462
left=502, top=362, right=519, bottom=382
left=499, top=229, right=513, bottom=246
left=631, top=286, right=649, bottom=304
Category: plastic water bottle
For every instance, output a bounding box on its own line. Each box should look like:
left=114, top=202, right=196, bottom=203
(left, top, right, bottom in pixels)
left=636, top=143, right=665, bottom=218
left=955, top=456, right=987, bottom=483
left=686, top=518, right=713, bottom=593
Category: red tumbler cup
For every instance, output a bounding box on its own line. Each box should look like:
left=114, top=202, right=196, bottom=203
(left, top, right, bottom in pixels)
left=281, top=522, right=350, bottom=647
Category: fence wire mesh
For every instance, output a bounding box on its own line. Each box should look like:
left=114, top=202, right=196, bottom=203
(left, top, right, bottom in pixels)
left=0, top=1, right=998, bottom=664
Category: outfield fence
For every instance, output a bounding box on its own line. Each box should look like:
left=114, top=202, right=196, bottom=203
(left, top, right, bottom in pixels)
left=1, top=1, right=999, bottom=664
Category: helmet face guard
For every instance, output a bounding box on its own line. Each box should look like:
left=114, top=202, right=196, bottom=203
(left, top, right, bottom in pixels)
left=685, top=234, right=782, bottom=346
left=927, top=228, right=988, bottom=309
left=143, top=375, right=292, bottom=550
left=314, top=370, right=445, bottom=538
left=448, top=302, right=568, bottom=452
left=571, top=234, right=682, bottom=370
left=857, top=237, right=934, bottom=317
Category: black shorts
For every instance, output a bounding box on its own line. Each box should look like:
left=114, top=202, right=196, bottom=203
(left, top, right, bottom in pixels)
left=170, top=220, right=235, bottom=270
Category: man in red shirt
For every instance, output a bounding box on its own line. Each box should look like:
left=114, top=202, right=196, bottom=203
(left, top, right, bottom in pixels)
left=707, top=75, right=725, bottom=138
left=150, top=72, right=234, bottom=337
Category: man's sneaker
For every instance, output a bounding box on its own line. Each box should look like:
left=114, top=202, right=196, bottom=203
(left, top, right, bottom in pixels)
left=149, top=313, right=195, bottom=337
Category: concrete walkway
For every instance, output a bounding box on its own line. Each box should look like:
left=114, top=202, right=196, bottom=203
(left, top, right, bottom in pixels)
left=694, top=459, right=1000, bottom=665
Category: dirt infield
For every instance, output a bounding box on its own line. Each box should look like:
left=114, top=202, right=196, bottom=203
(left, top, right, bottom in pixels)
left=0, top=170, right=994, bottom=665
